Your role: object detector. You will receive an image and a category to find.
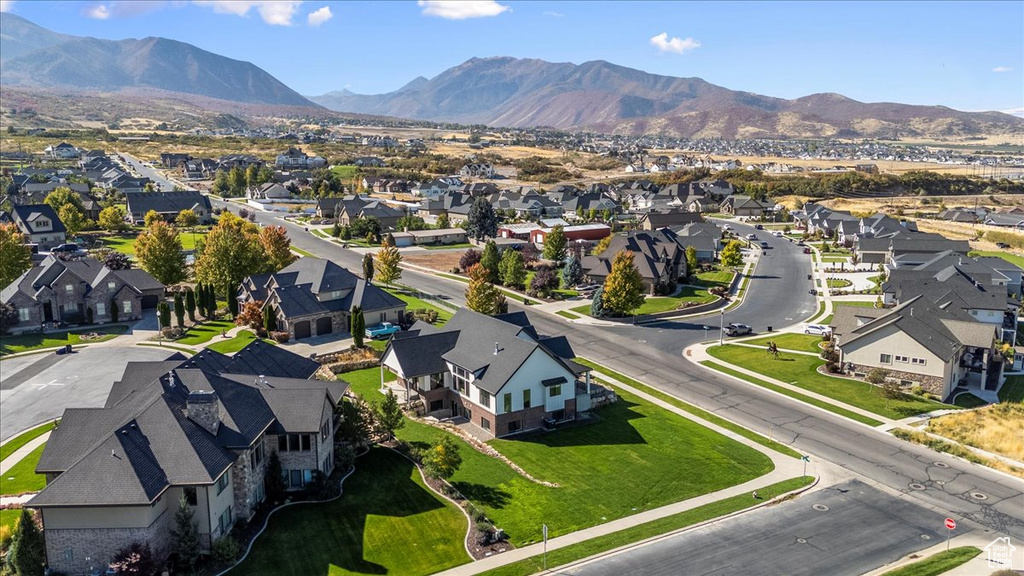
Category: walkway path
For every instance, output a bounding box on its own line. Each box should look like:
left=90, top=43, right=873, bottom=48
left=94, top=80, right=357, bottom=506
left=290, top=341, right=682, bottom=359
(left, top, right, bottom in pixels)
left=0, top=431, right=51, bottom=476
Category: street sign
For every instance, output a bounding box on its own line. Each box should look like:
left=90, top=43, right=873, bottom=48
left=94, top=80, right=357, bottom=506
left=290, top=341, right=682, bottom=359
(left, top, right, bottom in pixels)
left=945, top=518, right=956, bottom=530
left=542, top=524, right=549, bottom=569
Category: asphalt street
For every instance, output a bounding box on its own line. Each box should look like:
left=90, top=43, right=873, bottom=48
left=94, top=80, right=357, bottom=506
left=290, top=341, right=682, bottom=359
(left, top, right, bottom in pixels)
left=565, top=480, right=960, bottom=576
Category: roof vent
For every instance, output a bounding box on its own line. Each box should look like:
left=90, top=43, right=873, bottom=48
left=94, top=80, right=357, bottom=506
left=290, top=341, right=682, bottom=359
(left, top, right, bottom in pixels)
left=121, top=429, right=128, bottom=435
left=167, top=371, right=175, bottom=387
left=494, top=342, right=500, bottom=355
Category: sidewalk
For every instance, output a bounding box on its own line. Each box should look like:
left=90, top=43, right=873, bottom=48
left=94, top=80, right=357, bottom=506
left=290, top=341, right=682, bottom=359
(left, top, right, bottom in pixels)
left=0, top=431, right=51, bottom=475
left=433, top=362, right=809, bottom=576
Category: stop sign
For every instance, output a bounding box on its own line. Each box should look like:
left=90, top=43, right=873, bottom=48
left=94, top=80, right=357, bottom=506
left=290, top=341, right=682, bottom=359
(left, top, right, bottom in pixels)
left=944, top=518, right=956, bottom=530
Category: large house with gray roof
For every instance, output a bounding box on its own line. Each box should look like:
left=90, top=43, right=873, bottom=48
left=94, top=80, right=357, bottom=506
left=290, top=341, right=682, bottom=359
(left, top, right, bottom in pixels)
left=125, top=190, right=213, bottom=225
left=383, top=309, right=594, bottom=438
left=9, top=204, right=66, bottom=249
left=238, top=258, right=406, bottom=341
left=30, top=341, right=336, bottom=575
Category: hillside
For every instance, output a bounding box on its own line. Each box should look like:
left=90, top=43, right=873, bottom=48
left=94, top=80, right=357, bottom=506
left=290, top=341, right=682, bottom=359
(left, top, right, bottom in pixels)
left=0, top=14, right=316, bottom=107
left=311, top=56, right=1024, bottom=139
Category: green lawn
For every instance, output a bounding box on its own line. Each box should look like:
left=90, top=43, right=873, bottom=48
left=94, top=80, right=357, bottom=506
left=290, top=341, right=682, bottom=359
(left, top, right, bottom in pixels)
left=100, top=231, right=206, bottom=255
left=707, top=345, right=953, bottom=420
left=477, top=476, right=814, bottom=576
left=821, top=300, right=879, bottom=325
left=176, top=320, right=236, bottom=346
left=998, top=375, right=1024, bottom=403
left=342, top=367, right=774, bottom=546
left=0, top=325, right=128, bottom=356
left=1, top=421, right=57, bottom=461
left=292, top=246, right=315, bottom=258
left=827, top=278, right=852, bottom=289
left=206, top=330, right=274, bottom=354
left=743, top=333, right=825, bottom=354
left=0, top=443, right=48, bottom=495
left=387, top=290, right=453, bottom=325
left=694, top=270, right=734, bottom=288
left=577, top=359, right=802, bottom=459
left=968, top=250, right=1024, bottom=269
left=570, top=286, right=716, bottom=317
left=951, top=393, right=988, bottom=408
left=330, top=165, right=361, bottom=180
left=0, top=508, right=23, bottom=532
left=701, top=361, right=884, bottom=427
left=821, top=255, right=849, bottom=263
left=880, top=546, right=981, bottom=576
left=234, top=448, right=471, bottom=576
left=556, top=310, right=580, bottom=320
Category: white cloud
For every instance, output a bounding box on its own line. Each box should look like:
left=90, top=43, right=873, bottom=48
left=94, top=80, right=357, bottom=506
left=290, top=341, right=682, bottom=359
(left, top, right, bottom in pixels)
left=1001, top=107, right=1024, bottom=118
left=542, top=10, right=563, bottom=17
left=82, top=1, right=170, bottom=19
left=192, top=1, right=303, bottom=25
left=85, top=3, right=111, bottom=19
left=307, top=5, right=332, bottom=26
left=993, top=66, right=1013, bottom=73
left=418, top=1, right=510, bottom=20
left=650, top=32, right=700, bottom=54
left=0, top=1, right=16, bottom=13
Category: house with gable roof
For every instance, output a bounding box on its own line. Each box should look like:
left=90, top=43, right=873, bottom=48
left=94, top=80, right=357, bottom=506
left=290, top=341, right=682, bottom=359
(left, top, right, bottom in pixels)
left=9, top=204, right=66, bottom=249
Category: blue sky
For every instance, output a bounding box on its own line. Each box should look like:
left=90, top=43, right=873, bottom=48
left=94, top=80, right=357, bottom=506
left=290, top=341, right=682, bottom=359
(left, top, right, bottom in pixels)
left=3, top=1, right=1022, bottom=115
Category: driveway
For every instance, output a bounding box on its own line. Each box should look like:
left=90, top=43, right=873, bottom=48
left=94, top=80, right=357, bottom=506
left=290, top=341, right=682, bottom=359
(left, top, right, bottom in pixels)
left=0, top=345, right=177, bottom=440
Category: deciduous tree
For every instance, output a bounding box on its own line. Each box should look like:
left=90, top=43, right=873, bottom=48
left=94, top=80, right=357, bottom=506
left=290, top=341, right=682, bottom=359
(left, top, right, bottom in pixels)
left=602, top=250, right=645, bottom=317
left=436, top=212, right=450, bottom=229
left=44, top=186, right=83, bottom=213
left=144, top=209, right=162, bottom=227
left=423, top=435, right=462, bottom=480
left=459, top=248, right=481, bottom=271
left=103, top=250, right=132, bottom=271
left=685, top=246, right=698, bottom=275
left=542, top=225, right=568, bottom=263
left=720, top=240, right=744, bottom=268
left=465, top=263, right=503, bottom=315
left=259, top=225, right=297, bottom=272
left=374, top=244, right=402, bottom=286
left=0, top=223, right=31, bottom=288
left=135, top=221, right=186, bottom=285
left=499, top=248, right=527, bottom=289
left=99, top=205, right=128, bottom=231
left=236, top=300, right=264, bottom=331
left=194, top=212, right=267, bottom=291
left=530, top=265, right=559, bottom=297
left=58, top=203, right=86, bottom=236
left=593, top=234, right=612, bottom=256
left=175, top=209, right=198, bottom=230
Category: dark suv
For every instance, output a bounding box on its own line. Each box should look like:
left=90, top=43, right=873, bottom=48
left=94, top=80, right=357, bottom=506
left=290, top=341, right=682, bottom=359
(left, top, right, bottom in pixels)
left=51, top=243, right=81, bottom=254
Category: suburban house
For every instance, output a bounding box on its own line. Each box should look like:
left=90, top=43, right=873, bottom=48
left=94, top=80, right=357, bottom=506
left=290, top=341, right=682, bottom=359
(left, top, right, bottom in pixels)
left=581, top=230, right=688, bottom=294
left=832, top=295, right=1002, bottom=400
left=1, top=255, right=164, bottom=332
left=30, top=341, right=337, bottom=575
left=335, top=199, right=406, bottom=231
left=530, top=223, right=611, bottom=246
left=125, top=191, right=213, bottom=225
left=983, top=213, right=1024, bottom=229
left=275, top=147, right=326, bottom=169
left=9, top=204, right=66, bottom=249
left=353, top=157, right=386, bottom=168
left=160, top=153, right=192, bottom=168
left=45, top=142, right=80, bottom=159
left=246, top=183, right=291, bottom=200
left=459, top=163, right=495, bottom=178
left=382, top=309, right=594, bottom=438
left=238, top=258, right=406, bottom=340
left=638, top=210, right=703, bottom=231
left=720, top=195, right=775, bottom=218
left=674, top=221, right=723, bottom=261
left=388, top=228, right=467, bottom=247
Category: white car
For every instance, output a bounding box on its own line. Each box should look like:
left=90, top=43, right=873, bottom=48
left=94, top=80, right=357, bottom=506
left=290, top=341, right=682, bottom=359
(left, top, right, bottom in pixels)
left=722, top=224, right=732, bottom=230
left=804, top=324, right=832, bottom=336
left=746, top=233, right=758, bottom=240
left=772, top=230, right=784, bottom=237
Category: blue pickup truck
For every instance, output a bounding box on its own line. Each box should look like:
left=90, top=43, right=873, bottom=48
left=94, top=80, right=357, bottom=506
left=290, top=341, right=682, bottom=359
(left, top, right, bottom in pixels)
left=365, top=322, right=400, bottom=340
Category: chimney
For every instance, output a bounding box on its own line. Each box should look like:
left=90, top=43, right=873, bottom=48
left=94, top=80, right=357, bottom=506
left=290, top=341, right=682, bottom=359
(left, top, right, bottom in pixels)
left=187, top=390, right=220, bottom=436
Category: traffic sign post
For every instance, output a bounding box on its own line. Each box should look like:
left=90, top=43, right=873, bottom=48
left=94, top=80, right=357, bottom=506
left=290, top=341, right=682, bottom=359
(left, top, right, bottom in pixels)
left=542, top=524, right=548, bottom=570
left=801, top=455, right=810, bottom=477
left=944, top=518, right=956, bottom=550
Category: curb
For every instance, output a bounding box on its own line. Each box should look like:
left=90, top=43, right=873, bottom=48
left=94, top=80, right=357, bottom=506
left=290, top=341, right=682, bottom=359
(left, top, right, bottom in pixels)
left=0, top=420, right=58, bottom=447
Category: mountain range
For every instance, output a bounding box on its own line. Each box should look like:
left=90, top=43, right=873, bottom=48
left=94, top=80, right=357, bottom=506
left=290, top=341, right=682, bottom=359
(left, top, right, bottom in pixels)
left=0, top=13, right=314, bottom=107
left=311, top=56, right=1024, bottom=139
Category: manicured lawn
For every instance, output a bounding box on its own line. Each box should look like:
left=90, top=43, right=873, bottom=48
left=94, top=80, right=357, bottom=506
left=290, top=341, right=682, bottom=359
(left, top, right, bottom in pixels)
left=477, top=476, right=814, bottom=576
left=571, top=286, right=717, bottom=316
left=235, top=448, right=471, bottom=576
left=952, top=392, right=988, bottom=408
left=826, top=278, right=852, bottom=289
left=330, top=165, right=361, bottom=180
left=205, top=330, right=274, bottom=354
left=969, top=250, right=1024, bottom=269
left=694, top=270, right=733, bottom=288
left=821, top=300, right=879, bottom=325
left=0, top=443, right=48, bottom=495
left=1, top=420, right=57, bottom=461
left=343, top=368, right=774, bottom=546
left=576, top=359, right=802, bottom=459
left=701, top=361, right=884, bottom=427
left=743, top=333, right=825, bottom=354
left=880, top=546, right=980, bottom=576
left=292, top=246, right=315, bottom=258
left=176, top=320, right=236, bottom=346
left=0, top=325, right=128, bottom=356
left=0, top=508, right=23, bottom=532
left=100, top=231, right=206, bottom=255
left=387, top=290, right=453, bottom=325
left=707, top=345, right=954, bottom=420
left=999, top=375, right=1024, bottom=403
left=556, top=310, right=580, bottom=320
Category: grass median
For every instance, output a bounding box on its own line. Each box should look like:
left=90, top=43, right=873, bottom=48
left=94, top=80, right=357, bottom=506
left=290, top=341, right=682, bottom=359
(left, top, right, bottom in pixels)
left=0, top=325, right=128, bottom=356
left=880, top=546, right=980, bottom=576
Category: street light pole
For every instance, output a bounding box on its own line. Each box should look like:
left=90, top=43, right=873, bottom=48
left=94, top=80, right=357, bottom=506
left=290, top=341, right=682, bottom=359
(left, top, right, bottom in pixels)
left=719, top=309, right=725, bottom=346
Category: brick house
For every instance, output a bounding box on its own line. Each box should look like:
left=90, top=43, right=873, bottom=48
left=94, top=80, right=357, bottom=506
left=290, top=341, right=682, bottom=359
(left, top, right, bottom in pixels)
left=238, top=258, right=406, bottom=341
left=1, top=255, right=164, bottom=333
left=30, top=341, right=334, bottom=575
left=382, top=310, right=594, bottom=438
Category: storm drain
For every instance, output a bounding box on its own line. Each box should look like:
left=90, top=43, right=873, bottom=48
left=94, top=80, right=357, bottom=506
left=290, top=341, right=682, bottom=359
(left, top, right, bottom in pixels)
left=921, top=534, right=932, bottom=540
left=812, top=504, right=830, bottom=512
left=934, top=461, right=949, bottom=468
left=909, top=482, right=927, bottom=491
left=796, top=538, right=808, bottom=544
left=970, top=492, right=988, bottom=501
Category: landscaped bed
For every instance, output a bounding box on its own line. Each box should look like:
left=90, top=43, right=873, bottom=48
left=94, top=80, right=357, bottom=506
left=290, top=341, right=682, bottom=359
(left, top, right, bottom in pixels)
left=706, top=345, right=953, bottom=420
left=175, top=320, right=236, bottom=346
left=0, top=325, right=128, bottom=356
left=570, top=286, right=717, bottom=317
left=741, top=333, right=826, bottom=354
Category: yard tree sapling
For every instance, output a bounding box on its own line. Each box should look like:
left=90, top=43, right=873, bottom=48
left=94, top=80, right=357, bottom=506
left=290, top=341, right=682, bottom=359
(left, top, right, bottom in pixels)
left=602, top=250, right=645, bottom=317
left=423, top=435, right=463, bottom=480
left=543, top=225, right=568, bottom=263
left=375, top=389, right=405, bottom=441
left=480, top=240, right=500, bottom=284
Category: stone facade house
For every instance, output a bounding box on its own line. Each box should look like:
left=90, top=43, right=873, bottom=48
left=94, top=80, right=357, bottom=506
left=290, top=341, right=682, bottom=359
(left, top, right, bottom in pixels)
left=125, top=190, right=213, bottom=225
left=383, top=310, right=594, bottom=438
left=1, top=255, right=163, bottom=333
left=581, top=230, right=688, bottom=294
left=238, top=258, right=406, bottom=341
left=30, top=340, right=336, bottom=576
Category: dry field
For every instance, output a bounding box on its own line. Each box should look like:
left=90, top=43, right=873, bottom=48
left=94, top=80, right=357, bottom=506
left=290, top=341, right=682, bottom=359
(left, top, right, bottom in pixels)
left=648, top=149, right=1004, bottom=176
left=403, top=249, right=469, bottom=273
left=928, top=404, right=1024, bottom=462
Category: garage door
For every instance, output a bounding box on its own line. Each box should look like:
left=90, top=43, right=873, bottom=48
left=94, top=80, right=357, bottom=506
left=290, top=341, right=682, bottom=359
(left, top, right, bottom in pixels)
left=315, top=317, right=332, bottom=335
left=294, top=320, right=311, bottom=340
left=140, top=295, right=159, bottom=309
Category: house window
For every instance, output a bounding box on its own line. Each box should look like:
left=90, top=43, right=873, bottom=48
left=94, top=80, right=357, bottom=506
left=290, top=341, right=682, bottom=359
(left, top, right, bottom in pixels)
left=290, top=470, right=302, bottom=487
left=217, top=506, right=233, bottom=536
left=18, top=308, right=31, bottom=321
left=479, top=390, right=491, bottom=409
left=895, top=355, right=908, bottom=363
left=549, top=384, right=562, bottom=398
left=480, top=417, right=491, bottom=432
left=321, top=419, right=330, bottom=441
left=523, top=389, right=531, bottom=409
left=108, top=281, right=116, bottom=290
left=249, top=442, right=264, bottom=469
left=65, top=284, right=73, bottom=293
left=911, top=358, right=927, bottom=366
left=183, top=486, right=197, bottom=506
left=122, top=300, right=132, bottom=314
left=301, top=434, right=311, bottom=451
left=278, top=435, right=288, bottom=451
left=453, top=366, right=470, bottom=395
left=879, top=354, right=892, bottom=365
left=507, top=420, right=521, bottom=434
left=503, top=393, right=512, bottom=413
left=430, top=373, right=444, bottom=389
left=215, top=470, right=230, bottom=496
left=63, top=302, right=76, bottom=312
left=96, top=302, right=105, bottom=317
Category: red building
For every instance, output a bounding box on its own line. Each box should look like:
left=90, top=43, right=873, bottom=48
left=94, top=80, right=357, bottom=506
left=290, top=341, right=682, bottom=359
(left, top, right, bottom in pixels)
left=531, top=224, right=611, bottom=245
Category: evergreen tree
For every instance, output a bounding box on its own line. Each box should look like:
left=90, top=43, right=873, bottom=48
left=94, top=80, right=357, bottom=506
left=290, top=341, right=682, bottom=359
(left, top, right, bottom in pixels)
left=350, top=306, right=365, bottom=348
left=374, top=245, right=402, bottom=286
left=499, top=248, right=527, bottom=289
left=590, top=286, right=608, bottom=317
left=362, top=253, right=374, bottom=282
left=265, top=451, right=286, bottom=504
left=562, top=254, right=584, bottom=287
left=227, top=283, right=239, bottom=317
left=184, top=287, right=196, bottom=322
left=480, top=240, right=500, bottom=283
left=173, top=292, right=185, bottom=329
left=263, top=304, right=275, bottom=334
left=465, top=196, right=498, bottom=241
left=543, top=225, right=568, bottom=263
left=375, top=389, right=405, bottom=440
left=602, top=250, right=645, bottom=317
left=171, top=495, right=200, bottom=570
left=7, top=508, right=45, bottom=576
left=157, top=301, right=171, bottom=329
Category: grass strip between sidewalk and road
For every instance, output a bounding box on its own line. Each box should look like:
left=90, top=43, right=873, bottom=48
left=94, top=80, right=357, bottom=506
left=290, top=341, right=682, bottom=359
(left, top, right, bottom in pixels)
left=556, top=310, right=580, bottom=320
left=0, top=420, right=57, bottom=461
left=0, top=325, right=128, bottom=357
left=291, top=246, right=315, bottom=258
left=700, top=361, right=884, bottom=427
left=476, top=476, right=814, bottom=576
left=577, top=358, right=803, bottom=459
left=879, top=546, right=981, bottom=576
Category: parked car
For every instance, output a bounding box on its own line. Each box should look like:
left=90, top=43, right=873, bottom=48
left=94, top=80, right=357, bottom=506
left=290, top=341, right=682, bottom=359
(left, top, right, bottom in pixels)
left=365, top=322, right=400, bottom=340
left=723, top=323, right=753, bottom=337
left=805, top=324, right=832, bottom=336
left=746, top=233, right=758, bottom=240
left=996, top=242, right=1011, bottom=249
left=809, top=289, right=818, bottom=296
left=754, top=224, right=764, bottom=230
left=803, top=247, right=813, bottom=254
left=51, top=243, right=82, bottom=254
left=722, top=224, right=732, bottom=230
left=796, top=240, right=806, bottom=246
left=772, top=230, right=784, bottom=237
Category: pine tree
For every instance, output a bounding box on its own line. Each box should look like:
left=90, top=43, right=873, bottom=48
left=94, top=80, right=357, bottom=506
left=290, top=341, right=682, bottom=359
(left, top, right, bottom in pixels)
left=375, top=389, right=405, bottom=440
left=263, top=304, right=275, bottom=334
left=227, top=282, right=239, bottom=317
left=374, top=244, right=402, bottom=286
left=265, top=451, right=286, bottom=504
left=173, top=292, right=185, bottom=329
left=157, top=301, right=171, bottom=329
left=362, top=253, right=374, bottom=282
left=171, top=495, right=200, bottom=570
left=543, top=225, right=568, bottom=263
left=350, top=306, right=365, bottom=348
left=465, top=196, right=498, bottom=241
left=499, top=248, right=527, bottom=289
left=184, top=287, right=197, bottom=322
left=562, top=254, right=583, bottom=287
left=480, top=240, right=500, bottom=284
left=590, top=289, right=607, bottom=318
left=602, top=250, right=645, bottom=317
left=8, top=508, right=45, bottom=576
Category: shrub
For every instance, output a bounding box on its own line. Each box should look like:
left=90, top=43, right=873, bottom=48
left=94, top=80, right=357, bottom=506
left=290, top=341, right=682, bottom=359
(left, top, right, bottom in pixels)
left=306, top=470, right=335, bottom=500
left=826, top=362, right=841, bottom=373
left=270, top=330, right=290, bottom=343
left=108, top=542, right=156, bottom=576
left=459, top=249, right=482, bottom=271
left=211, top=536, right=241, bottom=564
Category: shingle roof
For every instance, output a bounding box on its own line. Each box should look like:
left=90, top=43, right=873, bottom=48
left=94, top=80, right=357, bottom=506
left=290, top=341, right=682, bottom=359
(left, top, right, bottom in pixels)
left=10, top=204, right=65, bottom=234
left=124, top=190, right=212, bottom=215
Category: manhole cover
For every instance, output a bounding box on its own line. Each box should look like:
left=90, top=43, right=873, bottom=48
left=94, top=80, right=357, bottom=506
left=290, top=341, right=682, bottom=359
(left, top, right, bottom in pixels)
left=970, top=492, right=988, bottom=501
left=921, top=534, right=932, bottom=540
left=812, top=504, right=830, bottom=512
left=934, top=462, right=949, bottom=468
left=909, top=483, right=926, bottom=491
left=796, top=538, right=808, bottom=544
left=936, top=481, right=945, bottom=486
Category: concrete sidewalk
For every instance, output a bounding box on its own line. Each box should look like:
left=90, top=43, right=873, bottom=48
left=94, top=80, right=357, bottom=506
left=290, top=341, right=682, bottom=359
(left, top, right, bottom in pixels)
left=0, top=431, right=51, bottom=475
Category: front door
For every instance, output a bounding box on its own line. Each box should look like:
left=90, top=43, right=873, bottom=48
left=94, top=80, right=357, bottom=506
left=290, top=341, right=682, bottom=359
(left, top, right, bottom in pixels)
left=43, top=302, right=53, bottom=322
